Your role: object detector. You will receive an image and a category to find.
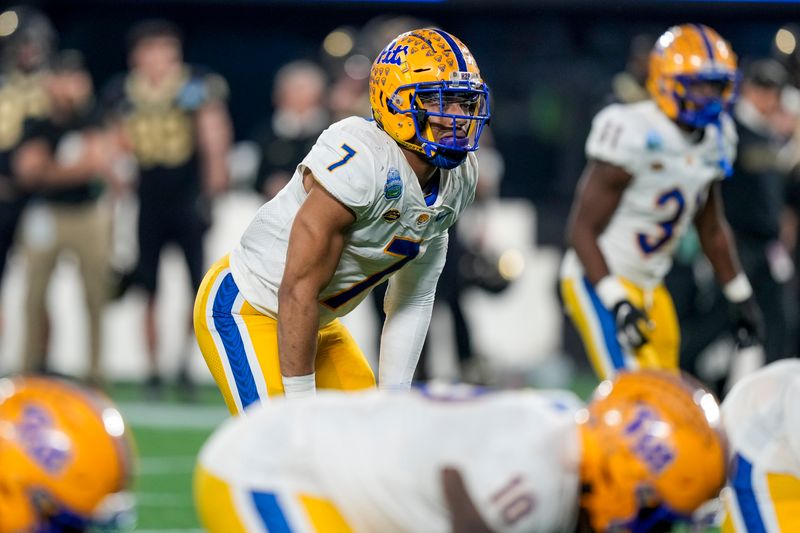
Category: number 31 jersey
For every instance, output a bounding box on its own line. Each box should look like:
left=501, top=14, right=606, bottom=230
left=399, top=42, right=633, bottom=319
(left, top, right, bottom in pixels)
left=230, top=116, right=478, bottom=324
left=585, top=100, right=737, bottom=288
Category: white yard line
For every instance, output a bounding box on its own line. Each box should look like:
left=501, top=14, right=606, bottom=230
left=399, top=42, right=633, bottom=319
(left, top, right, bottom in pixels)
left=117, top=402, right=228, bottom=429
left=138, top=455, right=197, bottom=475
left=137, top=492, right=195, bottom=507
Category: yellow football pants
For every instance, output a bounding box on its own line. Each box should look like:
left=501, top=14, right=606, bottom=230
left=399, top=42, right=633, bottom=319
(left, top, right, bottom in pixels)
left=560, top=276, right=679, bottom=380
left=722, top=454, right=800, bottom=533
left=194, top=255, right=376, bottom=414
left=194, top=465, right=354, bottom=532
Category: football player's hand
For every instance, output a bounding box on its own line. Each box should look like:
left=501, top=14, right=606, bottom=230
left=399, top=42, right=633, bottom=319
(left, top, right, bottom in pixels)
left=730, top=297, right=764, bottom=348
left=612, top=300, right=652, bottom=350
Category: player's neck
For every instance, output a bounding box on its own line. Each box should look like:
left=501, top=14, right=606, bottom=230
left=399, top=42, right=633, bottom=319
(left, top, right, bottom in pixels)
left=673, top=119, right=705, bottom=143
left=401, top=146, right=439, bottom=189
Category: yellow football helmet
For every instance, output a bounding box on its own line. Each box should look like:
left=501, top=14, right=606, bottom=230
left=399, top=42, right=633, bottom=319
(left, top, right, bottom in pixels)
left=579, top=370, right=727, bottom=533
left=368, top=28, right=490, bottom=169
left=0, top=376, right=136, bottom=533
left=647, top=24, right=738, bottom=129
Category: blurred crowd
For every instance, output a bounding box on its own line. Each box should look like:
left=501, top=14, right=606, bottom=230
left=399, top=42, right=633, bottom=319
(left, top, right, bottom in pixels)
left=1, top=5, right=800, bottom=395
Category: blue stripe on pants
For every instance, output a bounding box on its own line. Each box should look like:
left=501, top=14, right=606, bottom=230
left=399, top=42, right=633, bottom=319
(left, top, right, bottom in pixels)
left=582, top=277, right=626, bottom=370
left=731, top=454, right=768, bottom=533
left=252, top=491, right=293, bottom=533
left=212, top=273, right=259, bottom=410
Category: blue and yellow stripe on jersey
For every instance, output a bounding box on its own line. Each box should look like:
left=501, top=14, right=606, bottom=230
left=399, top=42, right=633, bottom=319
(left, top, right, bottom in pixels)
left=560, top=275, right=679, bottom=379
left=194, top=255, right=376, bottom=414
left=722, top=454, right=800, bottom=533
left=195, top=465, right=355, bottom=532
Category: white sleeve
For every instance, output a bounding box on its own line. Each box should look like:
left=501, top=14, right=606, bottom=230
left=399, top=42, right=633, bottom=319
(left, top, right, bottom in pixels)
left=585, top=105, right=643, bottom=174
left=719, top=112, right=738, bottom=177
left=378, top=233, right=448, bottom=390
left=300, top=121, right=377, bottom=219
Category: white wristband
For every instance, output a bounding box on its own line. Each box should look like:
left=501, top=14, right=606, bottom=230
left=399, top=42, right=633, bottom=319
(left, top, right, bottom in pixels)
left=595, top=276, right=628, bottom=310
left=282, top=373, right=316, bottom=399
left=722, top=273, right=753, bottom=303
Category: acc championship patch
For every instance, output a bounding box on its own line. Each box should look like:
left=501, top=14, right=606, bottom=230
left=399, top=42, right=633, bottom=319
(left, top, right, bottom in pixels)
left=384, top=168, right=403, bottom=200
left=382, top=209, right=401, bottom=222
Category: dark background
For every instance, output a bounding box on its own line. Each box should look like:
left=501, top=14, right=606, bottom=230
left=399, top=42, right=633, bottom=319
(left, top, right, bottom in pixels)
left=31, top=0, right=800, bottom=244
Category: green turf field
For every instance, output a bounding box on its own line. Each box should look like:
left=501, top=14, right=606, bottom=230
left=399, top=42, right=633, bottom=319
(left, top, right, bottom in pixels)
left=111, top=383, right=225, bottom=532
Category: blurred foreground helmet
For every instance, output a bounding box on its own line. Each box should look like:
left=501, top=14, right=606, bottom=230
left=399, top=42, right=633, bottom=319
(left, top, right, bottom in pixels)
left=579, top=370, right=727, bottom=533
left=647, top=24, right=738, bottom=129
left=368, top=28, right=490, bottom=169
left=0, top=376, right=136, bottom=533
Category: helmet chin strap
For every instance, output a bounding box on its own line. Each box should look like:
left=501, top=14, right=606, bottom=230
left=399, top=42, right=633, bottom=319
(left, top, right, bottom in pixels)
left=712, top=118, right=733, bottom=178
left=422, top=143, right=468, bottom=170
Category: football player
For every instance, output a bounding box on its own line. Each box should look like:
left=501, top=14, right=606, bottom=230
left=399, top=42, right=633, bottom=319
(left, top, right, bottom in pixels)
left=560, top=24, right=763, bottom=379
left=721, top=359, right=800, bottom=533
left=0, top=375, right=136, bottom=532
left=194, top=370, right=727, bottom=532
left=194, top=29, right=490, bottom=408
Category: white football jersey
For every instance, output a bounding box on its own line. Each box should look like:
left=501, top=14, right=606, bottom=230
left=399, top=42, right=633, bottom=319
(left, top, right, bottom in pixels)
left=722, top=360, right=800, bottom=476
left=567, top=100, right=737, bottom=288
left=230, top=116, right=478, bottom=324
left=199, top=386, right=583, bottom=533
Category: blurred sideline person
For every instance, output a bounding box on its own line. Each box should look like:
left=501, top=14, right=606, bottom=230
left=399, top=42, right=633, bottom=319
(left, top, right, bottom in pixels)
left=0, top=6, right=55, bottom=336
left=251, top=60, right=329, bottom=200
left=608, top=33, right=654, bottom=105
left=679, top=59, right=794, bottom=378
left=194, top=29, right=490, bottom=408
left=194, top=370, right=727, bottom=532
left=0, top=375, right=136, bottom=532
left=721, top=359, right=800, bottom=532
left=16, top=51, right=118, bottom=385
left=104, top=20, right=232, bottom=397
left=560, top=24, right=763, bottom=380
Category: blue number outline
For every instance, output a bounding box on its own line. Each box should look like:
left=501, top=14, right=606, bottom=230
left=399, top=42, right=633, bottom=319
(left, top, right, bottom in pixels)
left=637, top=188, right=686, bottom=255
left=321, top=236, right=421, bottom=310
left=326, top=144, right=357, bottom=172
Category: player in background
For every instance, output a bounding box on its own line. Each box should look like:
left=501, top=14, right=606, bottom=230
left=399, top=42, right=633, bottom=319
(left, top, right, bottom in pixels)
left=194, top=370, right=727, bottom=532
left=560, top=24, right=763, bottom=379
left=104, top=20, right=232, bottom=398
left=720, top=359, right=800, bottom=533
left=194, top=28, right=490, bottom=409
left=0, top=375, right=136, bottom=532
left=0, top=6, right=55, bottom=334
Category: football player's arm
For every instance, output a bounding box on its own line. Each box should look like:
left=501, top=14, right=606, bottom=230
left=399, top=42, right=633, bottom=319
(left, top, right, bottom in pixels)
left=277, top=169, right=355, bottom=395
left=196, top=100, right=232, bottom=196
left=442, top=467, right=495, bottom=533
left=379, top=232, right=447, bottom=390
left=695, top=182, right=762, bottom=344
left=567, top=160, right=653, bottom=349
left=566, top=159, right=631, bottom=285
left=695, top=181, right=741, bottom=284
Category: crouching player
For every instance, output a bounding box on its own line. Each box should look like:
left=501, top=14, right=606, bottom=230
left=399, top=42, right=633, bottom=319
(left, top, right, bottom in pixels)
left=721, top=359, right=800, bottom=532
left=195, top=370, right=727, bottom=532
left=0, top=375, right=136, bottom=532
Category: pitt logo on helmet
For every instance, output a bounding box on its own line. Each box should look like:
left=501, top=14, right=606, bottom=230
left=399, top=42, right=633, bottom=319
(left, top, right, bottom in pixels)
left=377, top=43, right=409, bottom=66
left=369, top=28, right=491, bottom=170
